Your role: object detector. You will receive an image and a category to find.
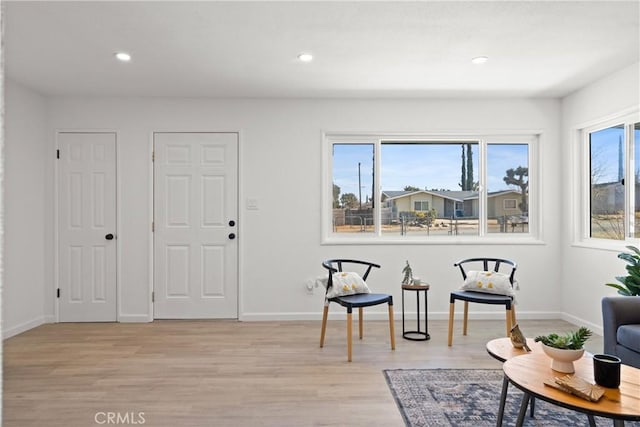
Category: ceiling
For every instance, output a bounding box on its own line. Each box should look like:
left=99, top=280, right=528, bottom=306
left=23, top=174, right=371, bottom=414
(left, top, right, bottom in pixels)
left=5, top=1, right=640, bottom=98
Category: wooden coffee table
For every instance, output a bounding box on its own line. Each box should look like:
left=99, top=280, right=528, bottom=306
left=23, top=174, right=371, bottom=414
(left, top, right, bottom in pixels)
left=486, top=337, right=540, bottom=426
left=486, top=336, right=540, bottom=362
left=503, top=353, right=640, bottom=426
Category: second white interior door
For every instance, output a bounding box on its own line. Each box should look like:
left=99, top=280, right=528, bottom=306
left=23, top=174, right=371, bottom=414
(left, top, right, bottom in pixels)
left=153, top=132, right=238, bottom=319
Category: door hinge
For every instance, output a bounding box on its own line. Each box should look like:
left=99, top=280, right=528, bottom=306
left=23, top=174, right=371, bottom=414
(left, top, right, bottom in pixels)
left=56, top=149, right=60, bottom=159
left=152, top=221, right=155, bottom=232
left=152, top=291, right=155, bottom=303
left=57, top=288, right=60, bottom=298
left=152, top=151, right=155, bottom=162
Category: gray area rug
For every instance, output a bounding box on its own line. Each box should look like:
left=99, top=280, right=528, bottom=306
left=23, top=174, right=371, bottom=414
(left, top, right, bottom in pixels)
left=384, top=368, right=640, bottom=427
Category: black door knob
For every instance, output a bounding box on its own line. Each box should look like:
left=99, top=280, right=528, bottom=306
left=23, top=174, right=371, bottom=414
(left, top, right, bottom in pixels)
left=105, top=234, right=114, bottom=240
left=228, top=233, right=236, bottom=240
left=229, top=220, right=236, bottom=227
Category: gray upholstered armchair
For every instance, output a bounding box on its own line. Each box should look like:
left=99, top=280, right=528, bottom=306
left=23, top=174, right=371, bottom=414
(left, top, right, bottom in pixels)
left=601, top=296, right=640, bottom=368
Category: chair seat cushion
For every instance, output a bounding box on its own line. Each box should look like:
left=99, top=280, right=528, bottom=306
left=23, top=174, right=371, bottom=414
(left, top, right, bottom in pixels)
left=330, top=293, right=391, bottom=308
left=617, top=324, right=640, bottom=353
left=325, top=272, right=371, bottom=299
left=461, top=270, right=515, bottom=298
left=450, top=290, right=513, bottom=306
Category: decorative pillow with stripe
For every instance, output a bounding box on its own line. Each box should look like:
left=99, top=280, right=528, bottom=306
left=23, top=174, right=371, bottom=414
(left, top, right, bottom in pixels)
left=461, top=270, right=515, bottom=297
left=326, top=272, right=371, bottom=298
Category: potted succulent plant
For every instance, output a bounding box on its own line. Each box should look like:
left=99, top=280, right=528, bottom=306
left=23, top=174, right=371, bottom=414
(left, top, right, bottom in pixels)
left=606, top=245, right=640, bottom=296
left=534, top=327, right=593, bottom=373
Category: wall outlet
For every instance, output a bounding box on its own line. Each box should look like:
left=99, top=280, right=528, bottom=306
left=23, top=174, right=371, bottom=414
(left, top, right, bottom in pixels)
left=305, top=279, right=315, bottom=295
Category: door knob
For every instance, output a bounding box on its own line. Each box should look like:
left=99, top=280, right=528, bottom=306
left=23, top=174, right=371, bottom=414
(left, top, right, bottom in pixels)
left=228, top=233, right=236, bottom=240
left=105, top=233, right=114, bottom=240
left=228, top=220, right=236, bottom=227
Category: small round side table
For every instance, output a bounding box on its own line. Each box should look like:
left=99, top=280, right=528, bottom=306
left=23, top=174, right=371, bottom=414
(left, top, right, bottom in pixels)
left=401, top=283, right=430, bottom=341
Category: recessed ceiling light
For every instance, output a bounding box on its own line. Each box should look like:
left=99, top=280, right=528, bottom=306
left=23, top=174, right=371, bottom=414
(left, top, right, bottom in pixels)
left=471, top=56, right=489, bottom=65
left=115, top=52, right=131, bottom=62
left=297, top=53, right=313, bottom=62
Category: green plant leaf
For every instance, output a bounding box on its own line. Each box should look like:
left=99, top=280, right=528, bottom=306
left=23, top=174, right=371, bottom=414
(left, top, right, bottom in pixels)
left=626, top=283, right=640, bottom=294
left=628, top=277, right=640, bottom=289
left=625, top=245, right=640, bottom=256
left=628, top=269, right=640, bottom=280
left=534, top=328, right=592, bottom=349
left=619, top=253, right=638, bottom=265
left=605, top=283, right=626, bottom=291
left=606, top=283, right=633, bottom=296
left=614, top=276, right=627, bottom=285
left=609, top=247, right=640, bottom=296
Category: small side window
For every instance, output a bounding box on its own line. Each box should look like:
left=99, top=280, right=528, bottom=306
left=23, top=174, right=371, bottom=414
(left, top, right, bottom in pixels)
left=503, top=199, right=517, bottom=210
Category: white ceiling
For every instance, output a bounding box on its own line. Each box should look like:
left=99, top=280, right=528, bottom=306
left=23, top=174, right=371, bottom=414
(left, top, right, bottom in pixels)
left=5, top=1, right=640, bottom=98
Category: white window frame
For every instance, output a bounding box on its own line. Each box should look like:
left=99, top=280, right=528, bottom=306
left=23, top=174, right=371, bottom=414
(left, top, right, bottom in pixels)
left=577, top=111, right=640, bottom=248
left=503, top=199, right=518, bottom=210
left=322, top=132, right=541, bottom=244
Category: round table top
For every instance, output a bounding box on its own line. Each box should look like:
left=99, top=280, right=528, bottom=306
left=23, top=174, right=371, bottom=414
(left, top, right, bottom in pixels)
left=401, top=283, right=430, bottom=290
left=503, top=352, right=640, bottom=421
left=486, top=337, right=540, bottom=362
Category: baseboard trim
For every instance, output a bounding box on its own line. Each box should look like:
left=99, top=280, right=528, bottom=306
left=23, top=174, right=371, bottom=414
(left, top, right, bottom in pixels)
left=561, top=312, right=603, bottom=336
left=3, top=314, right=151, bottom=336
left=3, top=316, right=48, bottom=339
left=118, top=314, right=153, bottom=323
left=241, top=312, right=327, bottom=321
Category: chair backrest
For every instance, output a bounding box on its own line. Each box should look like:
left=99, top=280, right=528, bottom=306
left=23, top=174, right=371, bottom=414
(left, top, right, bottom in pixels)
left=454, top=257, right=517, bottom=285
left=322, top=259, right=380, bottom=295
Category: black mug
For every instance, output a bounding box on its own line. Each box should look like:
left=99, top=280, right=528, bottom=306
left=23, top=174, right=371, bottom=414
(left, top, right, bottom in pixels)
left=593, top=353, right=622, bottom=388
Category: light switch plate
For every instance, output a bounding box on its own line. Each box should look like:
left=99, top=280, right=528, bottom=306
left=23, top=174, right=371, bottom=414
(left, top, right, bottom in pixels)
left=246, top=198, right=259, bottom=210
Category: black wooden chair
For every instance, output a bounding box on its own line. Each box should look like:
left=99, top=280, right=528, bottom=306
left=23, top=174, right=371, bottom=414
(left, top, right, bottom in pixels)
left=320, top=259, right=396, bottom=362
left=447, top=257, right=517, bottom=346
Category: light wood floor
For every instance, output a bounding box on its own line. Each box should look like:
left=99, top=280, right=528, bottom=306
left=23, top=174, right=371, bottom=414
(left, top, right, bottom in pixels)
left=3, top=319, right=602, bottom=427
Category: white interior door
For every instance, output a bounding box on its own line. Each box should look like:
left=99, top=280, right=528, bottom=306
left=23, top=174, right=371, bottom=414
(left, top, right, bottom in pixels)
left=154, top=132, right=238, bottom=319
left=58, top=132, right=117, bottom=322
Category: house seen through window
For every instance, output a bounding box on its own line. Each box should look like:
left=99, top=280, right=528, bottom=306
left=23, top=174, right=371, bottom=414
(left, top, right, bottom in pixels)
left=329, top=136, right=532, bottom=240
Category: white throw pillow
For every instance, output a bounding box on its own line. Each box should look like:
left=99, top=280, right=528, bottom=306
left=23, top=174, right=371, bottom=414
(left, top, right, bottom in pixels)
left=326, top=272, right=371, bottom=299
left=461, top=270, right=515, bottom=297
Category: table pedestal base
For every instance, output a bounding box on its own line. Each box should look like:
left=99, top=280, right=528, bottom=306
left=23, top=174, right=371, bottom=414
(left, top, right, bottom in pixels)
left=401, top=284, right=430, bottom=341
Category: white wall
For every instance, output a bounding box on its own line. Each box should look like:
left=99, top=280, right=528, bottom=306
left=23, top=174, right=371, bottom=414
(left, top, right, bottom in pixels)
left=45, top=96, right=564, bottom=323
left=560, top=62, right=640, bottom=333
left=4, top=63, right=637, bottom=336
left=3, top=79, right=48, bottom=337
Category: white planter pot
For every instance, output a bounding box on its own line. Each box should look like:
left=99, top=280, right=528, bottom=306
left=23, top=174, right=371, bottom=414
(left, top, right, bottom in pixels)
left=541, top=343, right=585, bottom=373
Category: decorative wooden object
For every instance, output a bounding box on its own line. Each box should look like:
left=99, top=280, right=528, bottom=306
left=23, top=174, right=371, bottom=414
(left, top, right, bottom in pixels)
left=543, top=375, right=605, bottom=402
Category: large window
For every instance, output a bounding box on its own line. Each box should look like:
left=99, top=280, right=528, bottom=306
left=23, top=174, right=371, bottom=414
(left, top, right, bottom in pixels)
left=586, top=117, right=640, bottom=241
left=326, top=134, right=535, bottom=241
left=380, top=141, right=480, bottom=236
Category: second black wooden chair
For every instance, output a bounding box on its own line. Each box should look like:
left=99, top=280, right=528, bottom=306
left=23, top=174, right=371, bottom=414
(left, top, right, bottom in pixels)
left=448, top=257, right=518, bottom=346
